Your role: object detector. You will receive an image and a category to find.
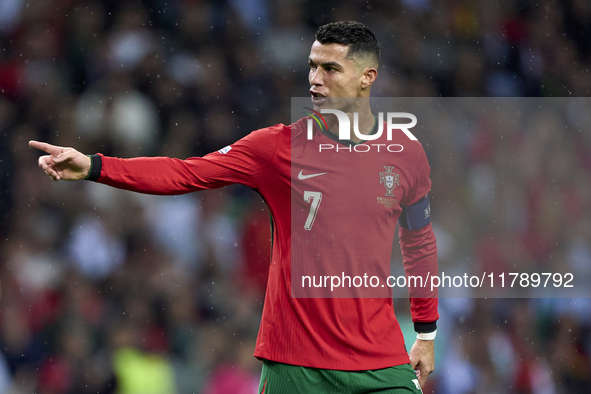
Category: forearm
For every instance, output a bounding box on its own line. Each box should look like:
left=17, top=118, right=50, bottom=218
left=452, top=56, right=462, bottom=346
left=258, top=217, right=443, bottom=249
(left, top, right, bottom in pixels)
left=87, top=154, right=238, bottom=195
left=403, top=225, right=438, bottom=388
left=400, top=223, right=439, bottom=324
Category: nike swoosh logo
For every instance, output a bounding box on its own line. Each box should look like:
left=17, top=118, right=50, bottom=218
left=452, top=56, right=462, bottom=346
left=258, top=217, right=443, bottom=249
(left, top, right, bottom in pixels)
left=298, top=170, right=327, bottom=180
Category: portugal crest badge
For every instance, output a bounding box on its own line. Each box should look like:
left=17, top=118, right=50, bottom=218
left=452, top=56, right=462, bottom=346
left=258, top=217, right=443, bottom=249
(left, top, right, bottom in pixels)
left=379, top=166, right=399, bottom=197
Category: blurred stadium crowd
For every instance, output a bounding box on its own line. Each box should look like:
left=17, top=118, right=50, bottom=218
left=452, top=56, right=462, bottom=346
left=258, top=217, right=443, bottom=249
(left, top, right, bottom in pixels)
left=1, top=0, right=591, bottom=393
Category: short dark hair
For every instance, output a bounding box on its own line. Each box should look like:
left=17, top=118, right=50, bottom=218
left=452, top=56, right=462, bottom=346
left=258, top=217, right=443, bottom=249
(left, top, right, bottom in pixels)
left=315, top=21, right=380, bottom=65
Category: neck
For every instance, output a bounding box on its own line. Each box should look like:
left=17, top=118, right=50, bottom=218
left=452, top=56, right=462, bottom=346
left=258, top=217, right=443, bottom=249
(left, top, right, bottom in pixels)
left=325, top=99, right=374, bottom=143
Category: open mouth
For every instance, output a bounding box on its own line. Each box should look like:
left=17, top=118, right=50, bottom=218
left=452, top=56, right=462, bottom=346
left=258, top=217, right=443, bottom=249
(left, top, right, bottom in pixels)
left=310, top=92, right=327, bottom=106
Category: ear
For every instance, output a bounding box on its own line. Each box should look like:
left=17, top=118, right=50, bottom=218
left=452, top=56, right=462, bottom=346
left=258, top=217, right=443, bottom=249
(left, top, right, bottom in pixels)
left=360, top=67, right=378, bottom=89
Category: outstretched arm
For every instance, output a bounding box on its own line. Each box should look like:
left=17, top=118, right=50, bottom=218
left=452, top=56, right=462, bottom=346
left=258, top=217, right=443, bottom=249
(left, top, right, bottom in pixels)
left=29, top=125, right=283, bottom=195
left=29, top=141, right=91, bottom=181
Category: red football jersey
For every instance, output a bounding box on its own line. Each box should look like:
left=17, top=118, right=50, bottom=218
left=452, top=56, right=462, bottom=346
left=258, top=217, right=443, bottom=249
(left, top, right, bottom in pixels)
left=93, top=117, right=438, bottom=370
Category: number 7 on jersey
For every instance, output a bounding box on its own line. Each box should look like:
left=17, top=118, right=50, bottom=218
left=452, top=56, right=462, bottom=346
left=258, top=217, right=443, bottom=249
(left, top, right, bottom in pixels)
left=303, top=191, right=322, bottom=230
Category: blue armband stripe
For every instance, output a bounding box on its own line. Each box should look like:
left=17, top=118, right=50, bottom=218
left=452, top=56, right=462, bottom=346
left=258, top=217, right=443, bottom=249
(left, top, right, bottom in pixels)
left=398, top=195, right=431, bottom=230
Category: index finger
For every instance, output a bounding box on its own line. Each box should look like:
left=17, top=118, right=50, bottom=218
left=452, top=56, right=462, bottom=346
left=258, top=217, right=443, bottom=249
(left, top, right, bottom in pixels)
left=29, top=140, right=62, bottom=156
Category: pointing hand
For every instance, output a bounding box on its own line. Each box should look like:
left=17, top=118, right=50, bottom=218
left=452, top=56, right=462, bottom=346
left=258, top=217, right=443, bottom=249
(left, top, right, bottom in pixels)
left=29, top=140, right=91, bottom=181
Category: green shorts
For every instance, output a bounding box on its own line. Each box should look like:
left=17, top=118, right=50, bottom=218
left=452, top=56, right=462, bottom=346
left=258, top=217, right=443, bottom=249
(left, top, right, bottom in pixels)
left=258, top=360, right=423, bottom=394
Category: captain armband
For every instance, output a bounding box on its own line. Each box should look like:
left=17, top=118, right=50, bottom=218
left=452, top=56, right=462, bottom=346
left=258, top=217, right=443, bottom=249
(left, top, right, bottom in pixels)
left=398, top=195, right=431, bottom=230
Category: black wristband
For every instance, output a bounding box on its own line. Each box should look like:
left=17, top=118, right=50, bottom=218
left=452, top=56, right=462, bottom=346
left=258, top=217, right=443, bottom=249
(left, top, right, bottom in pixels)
left=85, top=154, right=102, bottom=182
left=414, top=321, right=437, bottom=333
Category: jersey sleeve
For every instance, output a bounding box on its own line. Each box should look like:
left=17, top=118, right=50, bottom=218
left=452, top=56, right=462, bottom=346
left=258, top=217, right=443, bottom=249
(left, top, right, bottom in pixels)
left=399, top=143, right=439, bottom=332
left=88, top=125, right=284, bottom=195
left=402, top=142, right=431, bottom=207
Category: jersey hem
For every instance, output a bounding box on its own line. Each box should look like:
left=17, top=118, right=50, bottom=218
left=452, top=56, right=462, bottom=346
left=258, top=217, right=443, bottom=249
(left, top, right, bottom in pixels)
left=254, top=351, right=411, bottom=371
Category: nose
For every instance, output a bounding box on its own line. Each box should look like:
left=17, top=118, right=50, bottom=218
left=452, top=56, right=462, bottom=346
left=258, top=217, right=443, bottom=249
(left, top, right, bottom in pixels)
left=309, top=68, right=323, bottom=87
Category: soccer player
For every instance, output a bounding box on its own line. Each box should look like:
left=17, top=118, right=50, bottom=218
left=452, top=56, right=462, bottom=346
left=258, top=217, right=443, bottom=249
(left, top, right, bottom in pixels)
left=30, top=21, right=438, bottom=393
